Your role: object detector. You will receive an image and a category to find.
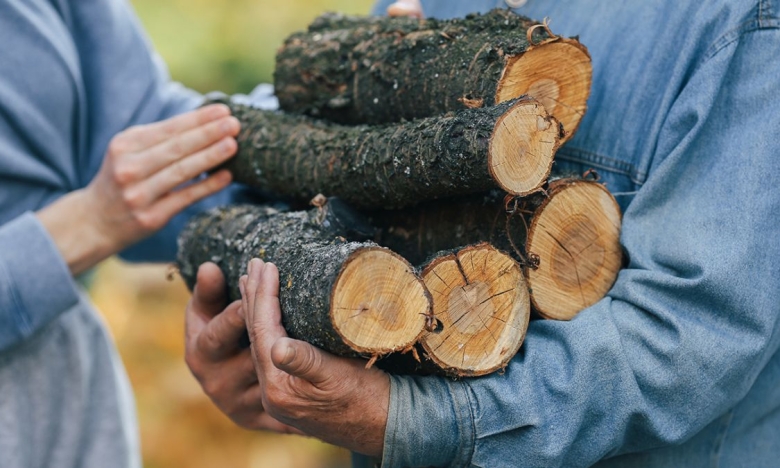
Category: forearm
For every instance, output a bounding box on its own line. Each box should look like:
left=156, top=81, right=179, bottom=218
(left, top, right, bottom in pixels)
left=384, top=289, right=780, bottom=467
left=36, top=189, right=114, bottom=276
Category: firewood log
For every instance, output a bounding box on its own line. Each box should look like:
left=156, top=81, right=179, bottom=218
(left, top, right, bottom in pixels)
left=274, top=9, right=591, bottom=142
left=217, top=96, right=560, bottom=209
left=177, top=201, right=431, bottom=358
left=371, top=177, right=623, bottom=320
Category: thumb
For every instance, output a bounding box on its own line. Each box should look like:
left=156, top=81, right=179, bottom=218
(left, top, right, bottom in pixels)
left=191, top=262, right=228, bottom=318
left=271, top=337, right=333, bottom=385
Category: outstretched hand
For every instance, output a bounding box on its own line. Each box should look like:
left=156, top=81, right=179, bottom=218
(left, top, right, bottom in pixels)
left=241, top=258, right=390, bottom=458
left=38, top=104, right=239, bottom=275
left=184, top=262, right=300, bottom=434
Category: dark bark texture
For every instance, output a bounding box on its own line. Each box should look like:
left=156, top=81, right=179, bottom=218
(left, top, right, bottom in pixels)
left=274, top=9, right=552, bottom=124
left=369, top=191, right=542, bottom=266
left=217, top=97, right=543, bottom=209
left=176, top=203, right=383, bottom=357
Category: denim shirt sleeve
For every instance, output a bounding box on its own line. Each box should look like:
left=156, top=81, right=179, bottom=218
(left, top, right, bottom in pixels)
left=382, top=20, right=780, bottom=468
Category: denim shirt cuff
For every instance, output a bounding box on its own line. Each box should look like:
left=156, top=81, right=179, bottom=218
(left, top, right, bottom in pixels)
left=382, top=374, right=475, bottom=467
left=0, top=212, right=79, bottom=351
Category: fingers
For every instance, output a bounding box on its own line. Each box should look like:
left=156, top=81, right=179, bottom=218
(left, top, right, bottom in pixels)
left=243, top=259, right=287, bottom=372
left=119, top=104, right=233, bottom=152
left=186, top=262, right=230, bottom=342
left=143, top=169, right=232, bottom=229
left=135, top=136, right=237, bottom=204
left=271, top=337, right=333, bottom=386
left=195, top=300, right=250, bottom=361
left=192, top=262, right=229, bottom=313
left=387, top=0, right=424, bottom=18
left=136, top=115, right=240, bottom=181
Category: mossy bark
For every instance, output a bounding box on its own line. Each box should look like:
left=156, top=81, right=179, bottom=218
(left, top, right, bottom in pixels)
left=217, top=96, right=550, bottom=209
left=274, top=9, right=551, bottom=125
left=177, top=203, right=384, bottom=357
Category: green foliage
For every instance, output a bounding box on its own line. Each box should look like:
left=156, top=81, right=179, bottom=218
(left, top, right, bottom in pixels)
left=132, top=0, right=375, bottom=95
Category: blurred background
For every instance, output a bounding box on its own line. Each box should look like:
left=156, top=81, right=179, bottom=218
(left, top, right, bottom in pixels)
left=90, top=1, right=374, bottom=467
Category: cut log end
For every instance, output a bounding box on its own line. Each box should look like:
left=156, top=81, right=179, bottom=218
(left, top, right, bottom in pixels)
left=331, top=247, right=430, bottom=354
left=527, top=180, right=623, bottom=320
left=420, top=244, right=530, bottom=377
left=495, top=39, right=592, bottom=143
left=489, top=99, right=560, bottom=197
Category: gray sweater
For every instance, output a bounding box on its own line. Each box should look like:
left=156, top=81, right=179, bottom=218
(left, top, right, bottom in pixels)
left=0, top=1, right=273, bottom=466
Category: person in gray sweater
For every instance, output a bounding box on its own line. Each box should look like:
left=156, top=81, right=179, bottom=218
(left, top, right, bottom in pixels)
left=0, top=1, right=274, bottom=466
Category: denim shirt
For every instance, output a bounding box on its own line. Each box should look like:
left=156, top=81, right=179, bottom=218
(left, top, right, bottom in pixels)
left=369, top=1, right=780, bottom=467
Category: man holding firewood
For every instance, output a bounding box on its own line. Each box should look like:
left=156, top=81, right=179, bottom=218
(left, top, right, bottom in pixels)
left=185, top=0, right=780, bottom=466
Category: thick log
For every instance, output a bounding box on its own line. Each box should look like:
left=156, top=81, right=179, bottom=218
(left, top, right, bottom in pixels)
left=274, top=9, right=591, bottom=141
left=371, top=178, right=623, bottom=320
left=378, top=243, right=530, bottom=377
left=525, top=178, right=623, bottom=320
left=176, top=202, right=431, bottom=357
left=218, top=96, right=560, bottom=209
left=419, top=243, right=530, bottom=376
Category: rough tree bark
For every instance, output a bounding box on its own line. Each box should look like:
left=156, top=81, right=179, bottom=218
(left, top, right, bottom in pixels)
left=176, top=201, right=431, bottom=357
left=216, top=96, right=560, bottom=209
left=275, top=9, right=592, bottom=141
left=371, top=177, right=623, bottom=320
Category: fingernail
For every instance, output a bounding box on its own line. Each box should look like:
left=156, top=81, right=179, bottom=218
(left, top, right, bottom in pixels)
left=247, top=261, right=254, bottom=275
left=250, top=258, right=263, bottom=275
left=239, top=276, right=246, bottom=295
left=281, top=342, right=296, bottom=366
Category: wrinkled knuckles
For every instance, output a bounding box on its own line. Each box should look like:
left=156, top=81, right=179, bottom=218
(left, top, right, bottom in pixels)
left=106, top=137, right=133, bottom=161
left=167, top=137, right=186, bottom=159
left=121, top=188, right=146, bottom=210
left=112, top=163, right=140, bottom=187
left=295, top=343, right=323, bottom=377
left=199, top=326, right=228, bottom=357
left=169, top=159, right=192, bottom=184
left=262, top=390, right=294, bottom=422
left=133, top=210, right=165, bottom=232
left=201, top=377, right=228, bottom=400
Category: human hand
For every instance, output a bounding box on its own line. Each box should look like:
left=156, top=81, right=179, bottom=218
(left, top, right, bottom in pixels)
left=241, top=258, right=390, bottom=457
left=387, top=0, right=424, bottom=18
left=184, top=262, right=301, bottom=434
left=37, top=104, right=239, bottom=275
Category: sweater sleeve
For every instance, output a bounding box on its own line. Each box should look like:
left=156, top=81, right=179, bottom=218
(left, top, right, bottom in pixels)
left=0, top=0, right=274, bottom=350
left=0, top=213, right=80, bottom=352
left=381, top=21, right=780, bottom=468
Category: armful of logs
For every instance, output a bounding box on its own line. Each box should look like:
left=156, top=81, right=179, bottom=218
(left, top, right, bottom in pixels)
left=176, top=9, right=622, bottom=378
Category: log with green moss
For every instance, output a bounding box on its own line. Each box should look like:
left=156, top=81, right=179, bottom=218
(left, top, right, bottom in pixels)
left=176, top=201, right=431, bottom=358
left=274, top=9, right=592, bottom=141
left=371, top=178, right=624, bottom=320
left=217, top=95, right=560, bottom=209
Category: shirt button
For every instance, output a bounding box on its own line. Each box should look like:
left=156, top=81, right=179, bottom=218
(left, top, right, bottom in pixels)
left=506, top=0, right=528, bottom=7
